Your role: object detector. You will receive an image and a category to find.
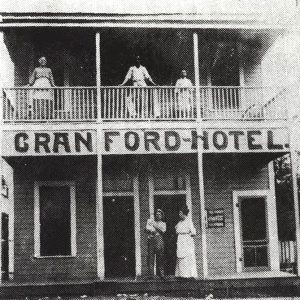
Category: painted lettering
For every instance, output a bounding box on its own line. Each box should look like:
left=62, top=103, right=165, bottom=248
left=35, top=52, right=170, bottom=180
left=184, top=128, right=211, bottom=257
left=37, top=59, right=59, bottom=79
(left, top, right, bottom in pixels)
left=213, top=131, right=228, bottom=150
left=15, top=133, right=29, bottom=152
left=165, top=131, right=181, bottom=151
left=191, top=130, right=209, bottom=150
left=53, top=133, right=71, bottom=153
left=75, top=132, right=93, bottom=152
left=267, top=130, right=283, bottom=150
left=105, top=131, right=120, bottom=152
left=247, top=131, right=262, bottom=150
left=35, top=133, right=51, bottom=153
left=125, top=131, right=140, bottom=151
left=229, top=131, right=244, bottom=150
left=144, top=131, right=160, bottom=151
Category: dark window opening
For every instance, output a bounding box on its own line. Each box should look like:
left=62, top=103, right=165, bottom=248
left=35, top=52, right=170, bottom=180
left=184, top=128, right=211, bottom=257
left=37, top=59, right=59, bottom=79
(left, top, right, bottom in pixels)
left=211, top=43, right=240, bottom=109
left=39, top=185, right=71, bottom=256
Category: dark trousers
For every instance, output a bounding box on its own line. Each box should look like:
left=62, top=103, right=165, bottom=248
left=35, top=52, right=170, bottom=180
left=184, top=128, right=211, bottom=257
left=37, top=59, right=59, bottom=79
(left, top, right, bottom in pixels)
left=147, top=235, right=165, bottom=277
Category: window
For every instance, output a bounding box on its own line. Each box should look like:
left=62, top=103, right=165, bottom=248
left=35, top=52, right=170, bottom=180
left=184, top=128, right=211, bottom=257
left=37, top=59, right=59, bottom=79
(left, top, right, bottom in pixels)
left=34, top=182, right=76, bottom=257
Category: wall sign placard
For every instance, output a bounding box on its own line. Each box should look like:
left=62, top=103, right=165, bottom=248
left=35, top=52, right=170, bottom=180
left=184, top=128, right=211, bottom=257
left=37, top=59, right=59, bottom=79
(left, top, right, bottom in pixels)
left=206, top=209, right=225, bottom=228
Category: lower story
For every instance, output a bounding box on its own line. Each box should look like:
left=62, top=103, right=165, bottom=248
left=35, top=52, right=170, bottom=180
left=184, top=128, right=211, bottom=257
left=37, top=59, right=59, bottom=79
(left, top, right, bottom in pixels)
left=1, top=152, right=294, bottom=282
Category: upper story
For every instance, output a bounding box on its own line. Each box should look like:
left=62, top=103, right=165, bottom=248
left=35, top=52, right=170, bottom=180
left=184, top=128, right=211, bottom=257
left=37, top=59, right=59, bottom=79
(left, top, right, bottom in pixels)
left=0, top=0, right=299, bottom=130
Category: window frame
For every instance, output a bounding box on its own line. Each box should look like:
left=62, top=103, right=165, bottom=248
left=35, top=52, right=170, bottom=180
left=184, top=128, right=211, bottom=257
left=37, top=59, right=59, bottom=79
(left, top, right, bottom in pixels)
left=34, top=181, right=76, bottom=258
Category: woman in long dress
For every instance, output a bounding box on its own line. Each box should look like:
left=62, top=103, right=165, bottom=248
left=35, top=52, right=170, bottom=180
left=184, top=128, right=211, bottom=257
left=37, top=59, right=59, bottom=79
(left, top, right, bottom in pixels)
left=29, top=56, right=55, bottom=118
left=175, top=205, right=198, bottom=279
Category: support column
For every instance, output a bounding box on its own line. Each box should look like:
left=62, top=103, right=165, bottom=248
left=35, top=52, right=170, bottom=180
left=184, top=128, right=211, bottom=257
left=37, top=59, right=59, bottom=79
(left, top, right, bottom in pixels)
left=96, top=130, right=105, bottom=279
left=0, top=84, right=3, bottom=283
left=133, top=176, right=141, bottom=277
left=291, top=146, right=300, bottom=276
left=193, top=32, right=201, bottom=122
left=197, top=128, right=208, bottom=278
left=268, top=162, right=280, bottom=271
left=96, top=32, right=101, bottom=122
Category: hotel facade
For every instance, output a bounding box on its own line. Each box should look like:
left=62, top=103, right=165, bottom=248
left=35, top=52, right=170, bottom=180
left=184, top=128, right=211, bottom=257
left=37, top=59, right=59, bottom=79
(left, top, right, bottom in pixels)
left=0, top=0, right=300, bottom=285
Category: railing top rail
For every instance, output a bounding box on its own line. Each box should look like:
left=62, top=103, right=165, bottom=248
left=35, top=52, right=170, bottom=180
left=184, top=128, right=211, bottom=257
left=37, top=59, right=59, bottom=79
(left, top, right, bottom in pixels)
left=2, top=85, right=288, bottom=90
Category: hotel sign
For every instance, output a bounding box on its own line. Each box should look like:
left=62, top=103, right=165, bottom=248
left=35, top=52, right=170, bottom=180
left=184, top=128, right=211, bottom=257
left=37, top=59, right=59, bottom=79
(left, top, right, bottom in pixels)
left=2, top=131, right=97, bottom=156
left=102, top=128, right=289, bottom=154
left=2, top=128, right=289, bottom=156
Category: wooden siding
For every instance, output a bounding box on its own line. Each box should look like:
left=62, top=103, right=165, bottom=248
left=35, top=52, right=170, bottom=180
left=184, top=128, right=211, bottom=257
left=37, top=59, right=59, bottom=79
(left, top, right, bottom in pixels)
left=203, top=154, right=270, bottom=277
left=13, top=157, right=97, bottom=282
left=12, top=153, right=271, bottom=281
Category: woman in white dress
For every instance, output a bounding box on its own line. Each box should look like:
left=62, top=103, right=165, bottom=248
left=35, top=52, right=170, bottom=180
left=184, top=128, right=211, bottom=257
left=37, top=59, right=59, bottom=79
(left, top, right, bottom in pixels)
left=175, top=70, right=193, bottom=115
left=29, top=56, right=55, bottom=118
left=175, top=205, right=198, bottom=279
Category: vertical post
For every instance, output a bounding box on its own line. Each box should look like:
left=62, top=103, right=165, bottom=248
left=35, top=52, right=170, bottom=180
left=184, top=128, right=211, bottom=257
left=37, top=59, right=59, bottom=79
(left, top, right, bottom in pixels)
left=133, top=176, right=141, bottom=277
left=197, top=128, right=208, bottom=278
left=0, top=86, right=3, bottom=283
left=193, top=32, right=201, bottom=121
left=268, top=162, right=280, bottom=271
left=237, top=42, right=245, bottom=113
left=96, top=130, right=105, bottom=279
left=291, top=145, right=300, bottom=276
left=96, top=32, right=101, bottom=122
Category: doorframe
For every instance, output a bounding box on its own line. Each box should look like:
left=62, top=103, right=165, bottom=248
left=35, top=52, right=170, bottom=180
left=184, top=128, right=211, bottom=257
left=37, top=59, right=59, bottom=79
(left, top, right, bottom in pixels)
left=149, top=173, right=192, bottom=216
left=34, top=181, right=77, bottom=258
left=102, top=175, right=141, bottom=277
left=232, top=190, right=280, bottom=273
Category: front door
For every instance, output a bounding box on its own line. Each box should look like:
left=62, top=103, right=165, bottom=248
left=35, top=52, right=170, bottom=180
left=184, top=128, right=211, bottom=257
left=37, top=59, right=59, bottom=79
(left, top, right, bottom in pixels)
left=239, top=197, right=269, bottom=271
left=154, top=194, right=186, bottom=275
left=103, top=196, right=136, bottom=278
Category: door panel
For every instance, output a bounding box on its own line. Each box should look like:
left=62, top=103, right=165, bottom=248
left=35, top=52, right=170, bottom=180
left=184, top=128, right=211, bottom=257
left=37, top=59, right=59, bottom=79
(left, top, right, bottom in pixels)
left=103, top=196, right=135, bottom=278
left=154, top=194, right=186, bottom=275
left=240, top=197, right=269, bottom=271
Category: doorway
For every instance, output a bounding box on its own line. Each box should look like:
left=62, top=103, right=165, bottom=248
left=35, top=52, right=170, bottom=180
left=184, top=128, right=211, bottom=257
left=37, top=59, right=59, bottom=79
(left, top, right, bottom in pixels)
left=154, top=194, right=186, bottom=275
left=239, top=197, right=269, bottom=271
left=103, top=196, right=136, bottom=278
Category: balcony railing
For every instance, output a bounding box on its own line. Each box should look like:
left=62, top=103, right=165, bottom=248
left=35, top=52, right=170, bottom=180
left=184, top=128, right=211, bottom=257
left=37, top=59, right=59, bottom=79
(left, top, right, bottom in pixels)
left=2, top=86, right=288, bottom=123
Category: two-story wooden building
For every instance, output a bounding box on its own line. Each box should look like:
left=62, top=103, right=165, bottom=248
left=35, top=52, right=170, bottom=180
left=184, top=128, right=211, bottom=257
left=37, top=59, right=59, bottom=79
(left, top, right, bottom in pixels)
left=0, top=0, right=299, bottom=291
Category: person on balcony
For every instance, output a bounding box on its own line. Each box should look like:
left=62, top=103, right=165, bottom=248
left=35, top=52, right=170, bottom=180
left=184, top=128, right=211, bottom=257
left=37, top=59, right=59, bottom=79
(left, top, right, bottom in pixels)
left=120, top=55, right=156, bottom=87
left=175, top=205, right=197, bottom=279
left=146, top=209, right=166, bottom=280
left=175, top=70, right=193, bottom=117
left=120, top=55, right=156, bottom=118
left=28, top=56, right=55, bottom=119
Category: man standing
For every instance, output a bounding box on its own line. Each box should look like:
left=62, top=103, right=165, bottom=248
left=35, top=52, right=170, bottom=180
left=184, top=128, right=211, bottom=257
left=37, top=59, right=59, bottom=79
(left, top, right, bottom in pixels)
left=120, top=55, right=156, bottom=87
left=120, top=56, right=156, bottom=118
left=146, top=209, right=166, bottom=280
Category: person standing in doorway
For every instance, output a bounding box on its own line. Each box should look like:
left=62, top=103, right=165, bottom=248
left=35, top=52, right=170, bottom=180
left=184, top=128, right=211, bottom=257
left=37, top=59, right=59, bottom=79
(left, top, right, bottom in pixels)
left=146, top=208, right=166, bottom=280
left=175, top=205, right=198, bottom=279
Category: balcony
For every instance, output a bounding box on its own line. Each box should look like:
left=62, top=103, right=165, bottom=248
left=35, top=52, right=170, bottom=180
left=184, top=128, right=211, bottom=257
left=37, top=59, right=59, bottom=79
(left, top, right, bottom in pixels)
left=2, top=86, right=288, bottom=123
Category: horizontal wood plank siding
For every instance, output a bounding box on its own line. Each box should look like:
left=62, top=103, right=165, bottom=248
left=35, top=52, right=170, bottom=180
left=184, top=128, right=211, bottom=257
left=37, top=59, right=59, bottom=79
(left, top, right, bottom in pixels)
left=203, top=154, right=270, bottom=277
left=14, top=158, right=97, bottom=282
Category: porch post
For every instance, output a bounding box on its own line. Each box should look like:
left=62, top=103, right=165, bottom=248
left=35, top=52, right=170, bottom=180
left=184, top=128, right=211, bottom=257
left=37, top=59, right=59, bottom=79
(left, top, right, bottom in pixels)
left=96, top=131, right=105, bottom=279
left=0, top=87, right=3, bottom=283
left=96, top=32, right=101, bottom=122
left=290, top=145, right=300, bottom=276
left=193, top=32, right=201, bottom=121
left=196, top=128, right=208, bottom=278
